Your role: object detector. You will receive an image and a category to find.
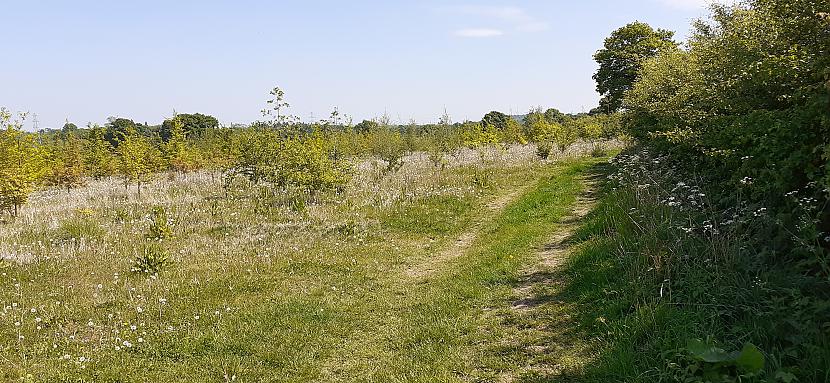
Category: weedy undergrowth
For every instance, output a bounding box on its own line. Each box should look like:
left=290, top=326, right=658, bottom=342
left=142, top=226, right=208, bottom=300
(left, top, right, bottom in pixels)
left=558, top=146, right=829, bottom=382
left=131, top=242, right=170, bottom=274
left=536, top=142, right=552, bottom=160
left=147, top=206, right=173, bottom=240
left=664, top=338, right=766, bottom=383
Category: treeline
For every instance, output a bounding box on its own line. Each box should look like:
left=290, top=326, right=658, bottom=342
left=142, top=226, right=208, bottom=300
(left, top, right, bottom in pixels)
left=0, top=106, right=621, bottom=216
left=587, top=0, right=829, bottom=380
left=624, top=0, right=829, bottom=234
left=617, top=0, right=829, bottom=267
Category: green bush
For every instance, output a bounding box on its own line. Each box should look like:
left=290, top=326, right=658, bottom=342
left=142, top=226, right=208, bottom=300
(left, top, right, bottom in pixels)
left=368, top=125, right=407, bottom=174
left=147, top=206, right=173, bottom=240
left=227, top=128, right=352, bottom=194
left=622, top=0, right=830, bottom=250
left=131, top=243, right=169, bottom=275
left=536, top=142, right=552, bottom=160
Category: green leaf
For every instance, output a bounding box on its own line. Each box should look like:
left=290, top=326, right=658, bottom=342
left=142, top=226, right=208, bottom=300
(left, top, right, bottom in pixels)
left=735, top=343, right=765, bottom=373
left=774, top=370, right=796, bottom=383
left=686, top=339, right=734, bottom=363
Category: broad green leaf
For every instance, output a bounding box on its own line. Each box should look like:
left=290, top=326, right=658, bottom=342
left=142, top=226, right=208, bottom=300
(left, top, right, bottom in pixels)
left=736, top=343, right=765, bottom=373
left=686, top=339, right=734, bottom=363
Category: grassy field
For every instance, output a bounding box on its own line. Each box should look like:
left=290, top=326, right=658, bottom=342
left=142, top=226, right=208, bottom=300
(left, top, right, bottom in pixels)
left=1, top=145, right=612, bottom=382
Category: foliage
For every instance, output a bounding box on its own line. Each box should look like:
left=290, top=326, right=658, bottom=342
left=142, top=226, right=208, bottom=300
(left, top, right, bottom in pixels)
left=160, top=113, right=218, bottom=142
left=147, top=206, right=173, bottom=240
left=103, top=117, right=139, bottom=148
left=622, top=0, right=830, bottom=273
left=44, top=133, right=86, bottom=192
left=353, top=119, right=379, bottom=134
left=0, top=109, right=42, bottom=216
left=83, top=125, right=117, bottom=179
left=522, top=108, right=555, bottom=143
left=460, top=121, right=501, bottom=148
left=227, top=128, right=351, bottom=193
left=261, top=86, right=294, bottom=124
left=535, top=142, right=552, bottom=160
left=665, top=339, right=765, bottom=382
left=593, top=21, right=678, bottom=112
left=560, top=148, right=829, bottom=382
left=131, top=242, right=170, bottom=275
left=552, top=122, right=578, bottom=153
left=162, top=118, right=200, bottom=173
left=117, top=132, right=161, bottom=194
left=544, top=107, right=569, bottom=125
left=274, top=130, right=352, bottom=192
left=482, top=111, right=526, bottom=143
left=368, top=124, right=407, bottom=174
left=424, top=115, right=459, bottom=169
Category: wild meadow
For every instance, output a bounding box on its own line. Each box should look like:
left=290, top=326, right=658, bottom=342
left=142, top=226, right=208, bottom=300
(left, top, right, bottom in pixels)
left=2, top=0, right=828, bottom=382
left=0, top=139, right=617, bottom=381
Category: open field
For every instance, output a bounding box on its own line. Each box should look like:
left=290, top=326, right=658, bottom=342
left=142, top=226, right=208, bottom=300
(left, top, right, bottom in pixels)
left=2, top=1, right=828, bottom=381
left=1, top=144, right=615, bottom=382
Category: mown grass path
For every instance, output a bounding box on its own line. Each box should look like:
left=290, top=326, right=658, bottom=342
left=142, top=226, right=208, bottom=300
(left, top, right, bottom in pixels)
left=404, top=187, right=529, bottom=281
left=319, top=158, right=604, bottom=382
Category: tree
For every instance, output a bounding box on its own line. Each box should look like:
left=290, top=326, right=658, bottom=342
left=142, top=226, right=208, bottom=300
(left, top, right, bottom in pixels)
left=524, top=108, right=555, bottom=142
left=480, top=111, right=526, bottom=143
left=195, top=127, right=236, bottom=179
left=45, top=133, right=86, bottom=192
left=0, top=109, right=42, bottom=216
left=163, top=118, right=199, bottom=173
left=543, top=108, right=569, bottom=125
left=354, top=119, right=379, bottom=134
left=84, top=125, right=117, bottom=179
left=368, top=117, right=407, bottom=174
left=481, top=111, right=512, bottom=132
left=262, top=86, right=293, bottom=124
left=552, top=123, right=578, bottom=154
left=159, top=113, right=219, bottom=142
left=104, top=117, right=139, bottom=148
left=61, top=121, right=79, bottom=136
left=460, top=121, right=500, bottom=148
left=593, top=21, right=677, bottom=113
left=117, top=132, right=160, bottom=195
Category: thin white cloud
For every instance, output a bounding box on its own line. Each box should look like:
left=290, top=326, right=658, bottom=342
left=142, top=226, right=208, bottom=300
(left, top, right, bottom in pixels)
left=454, top=28, right=505, bottom=38
left=656, top=0, right=732, bottom=10
left=443, top=5, right=549, bottom=37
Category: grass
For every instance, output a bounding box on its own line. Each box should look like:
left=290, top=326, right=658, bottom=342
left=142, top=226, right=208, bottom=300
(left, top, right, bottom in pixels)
left=9, top=141, right=821, bottom=382
left=0, top=144, right=609, bottom=382
left=489, top=147, right=830, bottom=382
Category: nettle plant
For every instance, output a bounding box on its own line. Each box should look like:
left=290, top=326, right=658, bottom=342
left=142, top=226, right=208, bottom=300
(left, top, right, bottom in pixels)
left=665, top=338, right=767, bottom=383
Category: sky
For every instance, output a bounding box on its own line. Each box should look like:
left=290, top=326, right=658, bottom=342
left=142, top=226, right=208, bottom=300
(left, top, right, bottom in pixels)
left=0, top=0, right=722, bottom=130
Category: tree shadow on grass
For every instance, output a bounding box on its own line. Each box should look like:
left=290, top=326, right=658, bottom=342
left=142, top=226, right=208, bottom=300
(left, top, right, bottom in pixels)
left=491, top=161, right=651, bottom=382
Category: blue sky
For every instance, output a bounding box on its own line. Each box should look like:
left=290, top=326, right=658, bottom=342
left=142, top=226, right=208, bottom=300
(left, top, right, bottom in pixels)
left=1, top=0, right=720, bottom=130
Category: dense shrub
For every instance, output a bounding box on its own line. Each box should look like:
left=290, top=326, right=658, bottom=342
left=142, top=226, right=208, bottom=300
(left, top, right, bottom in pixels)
left=595, top=1, right=830, bottom=380
left=624, top=0, right=830, bottom=240
left=579, top=148, right=830, bottom=381
left=227, top=128, right=352, bottom=193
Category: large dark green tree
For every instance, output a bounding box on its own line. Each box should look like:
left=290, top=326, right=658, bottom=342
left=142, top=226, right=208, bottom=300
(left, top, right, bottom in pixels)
left=353, top=119, right=379, bottom=134
left=481, top=111, right=511, bottom=131
left=103, top=117, right=138, bottom=148
left=160, top=113, right=219, bottom=142
left=593, top=21, right=677, bottom=112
